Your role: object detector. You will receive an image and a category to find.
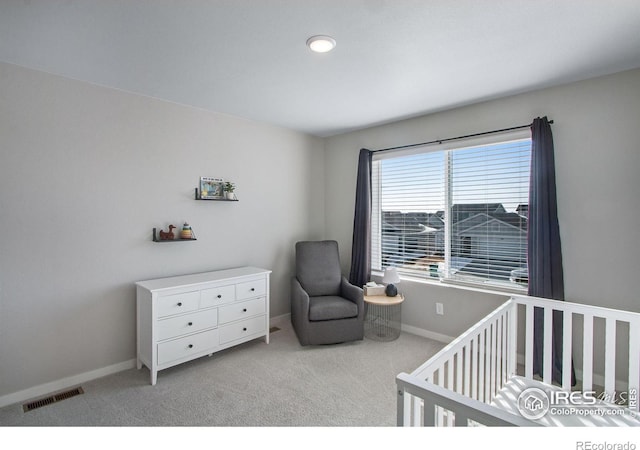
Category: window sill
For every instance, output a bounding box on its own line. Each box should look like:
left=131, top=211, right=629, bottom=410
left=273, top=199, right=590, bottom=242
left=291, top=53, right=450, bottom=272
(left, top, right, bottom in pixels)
left=370, top=270, right=527, bottom=298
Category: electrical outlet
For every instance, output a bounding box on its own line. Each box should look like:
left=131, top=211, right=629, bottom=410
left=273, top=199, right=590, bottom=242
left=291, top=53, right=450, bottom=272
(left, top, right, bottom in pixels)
left=436, top=302, right=444, bottom=315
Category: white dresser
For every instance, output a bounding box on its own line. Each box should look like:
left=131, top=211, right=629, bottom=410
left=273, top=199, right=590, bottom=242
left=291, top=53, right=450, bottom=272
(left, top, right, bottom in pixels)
left=136, top=266, right=271, bottom=385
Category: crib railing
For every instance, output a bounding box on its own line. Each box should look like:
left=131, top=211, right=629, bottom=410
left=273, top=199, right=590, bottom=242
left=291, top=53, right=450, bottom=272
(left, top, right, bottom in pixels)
left=397, top=294, right=640, bottom=426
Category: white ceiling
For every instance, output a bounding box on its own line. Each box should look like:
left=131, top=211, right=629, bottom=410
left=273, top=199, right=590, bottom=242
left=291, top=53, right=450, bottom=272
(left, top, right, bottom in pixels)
left=1, top=0, right=640, bottom=137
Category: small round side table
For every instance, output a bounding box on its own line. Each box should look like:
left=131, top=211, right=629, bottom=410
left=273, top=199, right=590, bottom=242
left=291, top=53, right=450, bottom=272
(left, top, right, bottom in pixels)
left=364, top=294, right=404, bottom=341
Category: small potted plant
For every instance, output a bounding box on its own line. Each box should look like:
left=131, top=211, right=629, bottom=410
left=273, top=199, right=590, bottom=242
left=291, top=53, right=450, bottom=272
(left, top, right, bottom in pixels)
left=224, top=181, right=236, bottom=200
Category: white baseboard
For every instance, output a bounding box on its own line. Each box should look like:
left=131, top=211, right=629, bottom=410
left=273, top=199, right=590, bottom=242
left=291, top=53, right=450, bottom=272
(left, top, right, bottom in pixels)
left=401, top=324, right=455, bottom=344
left=0, top=359, right=136, bottom=409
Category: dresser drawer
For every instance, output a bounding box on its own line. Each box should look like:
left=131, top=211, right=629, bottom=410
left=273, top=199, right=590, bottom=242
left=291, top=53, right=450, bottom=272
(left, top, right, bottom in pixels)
left=157, top=328, right=219, bottom=365
left=236, top=279, right=266, bottom=300
left=156, top=308, right=218, bottom=341
left=200, top=284, right=236, bottom=307
left=219, top=297, right=266, bottom=324
left=219, top=315, right=266, bottom=344
left=157, top=291, right=199, bottom=318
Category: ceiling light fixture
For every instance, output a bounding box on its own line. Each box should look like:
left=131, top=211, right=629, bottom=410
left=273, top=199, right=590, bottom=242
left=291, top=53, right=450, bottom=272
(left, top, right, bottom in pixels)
left=306, top=35, right=336, bottom=53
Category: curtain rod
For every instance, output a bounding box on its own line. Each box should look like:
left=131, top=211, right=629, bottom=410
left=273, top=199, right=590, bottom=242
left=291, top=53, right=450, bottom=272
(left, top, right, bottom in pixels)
left=372, top=119, right=553, bottom=153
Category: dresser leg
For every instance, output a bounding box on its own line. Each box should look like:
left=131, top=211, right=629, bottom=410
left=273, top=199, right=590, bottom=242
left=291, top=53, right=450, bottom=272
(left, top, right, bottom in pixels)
left=136, top=358, right=142, bottom=370
left=151, top=370, right=157, bottom=386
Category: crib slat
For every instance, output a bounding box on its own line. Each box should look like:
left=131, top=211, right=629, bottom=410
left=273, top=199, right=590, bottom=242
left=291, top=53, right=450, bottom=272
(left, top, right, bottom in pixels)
left=543, top=307, right=553, bottom=385
left=497, top=314, right=504, bottom=391
left=483, top=328, right=491, bottom=403
left=491, top=324, right=496, bottom=399
left=485, top=327, right=491, bottom=403
left=508, top=303, right=518, bottom=377
left=604, top=317, right=616, bottom=401
left=401, top=391, right=412, bottom=426
left=629, top=320, right=640, bottom=412
left=447, top=356, right=454, bottom=391
left=455, top=351, right=463, bottom=394
left=562, top=310, right=573, bottom=390
left=412, top=395, right=422, bottom=426
left=490, top=321, right=497, bottom=401
left=504, top=312, right=509, bottom=383
left=464, top=343, right=471, bottom=397
left=447, top=358, right=457, bottom=425
left=478, top=330, right=485, bottom=403
left=471, top=336, right=478, bottom=400
left=435, top=368, right=444, bottom=426
left=496, top=320, right=501, bottom=396
left=525, top=304, right=534, bottom=379
left=582, top=314, right=594, bottom=392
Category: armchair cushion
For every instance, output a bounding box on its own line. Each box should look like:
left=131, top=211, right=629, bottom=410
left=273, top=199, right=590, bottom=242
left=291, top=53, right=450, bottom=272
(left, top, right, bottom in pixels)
left=295, top=240, right=342, bottom=297
left=309, top=296, right=359, bottom=322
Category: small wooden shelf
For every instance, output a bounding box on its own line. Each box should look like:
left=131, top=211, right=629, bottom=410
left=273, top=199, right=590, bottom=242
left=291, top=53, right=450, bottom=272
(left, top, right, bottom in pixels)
left=152, top=228, right=197, bottom=242
left=194, top=188, right=238, bottom=201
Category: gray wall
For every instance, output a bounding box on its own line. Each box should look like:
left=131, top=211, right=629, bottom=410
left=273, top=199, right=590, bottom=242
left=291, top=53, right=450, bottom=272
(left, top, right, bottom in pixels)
left=325, top=68, right=640, bottom=339
left=0, top=62, right=325, bottom=399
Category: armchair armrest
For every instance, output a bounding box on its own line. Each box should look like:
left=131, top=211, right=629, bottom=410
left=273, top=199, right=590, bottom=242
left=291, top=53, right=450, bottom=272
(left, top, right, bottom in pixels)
left=291, top=276, right=310, bottom=321
left=340, top=276, right=364, bottom=318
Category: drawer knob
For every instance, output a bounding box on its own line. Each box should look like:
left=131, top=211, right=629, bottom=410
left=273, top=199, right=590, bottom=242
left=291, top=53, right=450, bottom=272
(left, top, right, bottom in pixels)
left=243, top=327, right=247, bottom=331
left=177, top=302, right=182, bottom=307
left=188, top=322, right=193, bottom=326
left=217, top=295, right=222, bottom=299
left=243, top=308, right=247, bottom=312
left=250, top=288, right=255, bottom=292
left=188, top=344, right=193, bottom=348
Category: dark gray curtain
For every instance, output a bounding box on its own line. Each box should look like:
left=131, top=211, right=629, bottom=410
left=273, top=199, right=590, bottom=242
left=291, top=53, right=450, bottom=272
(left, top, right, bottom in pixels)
left=349, top=148, right=372, bottom=287
left=528, top=117, right=575, bottom=385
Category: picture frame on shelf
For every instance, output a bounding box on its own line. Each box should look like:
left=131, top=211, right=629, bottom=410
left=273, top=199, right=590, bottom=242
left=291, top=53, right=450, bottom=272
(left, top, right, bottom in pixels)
left=199, top=177, right=224, bottom=199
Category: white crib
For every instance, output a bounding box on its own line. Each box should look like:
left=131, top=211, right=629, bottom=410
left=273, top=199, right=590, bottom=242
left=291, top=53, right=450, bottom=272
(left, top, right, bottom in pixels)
left=396, top=295, right=640, bottom=426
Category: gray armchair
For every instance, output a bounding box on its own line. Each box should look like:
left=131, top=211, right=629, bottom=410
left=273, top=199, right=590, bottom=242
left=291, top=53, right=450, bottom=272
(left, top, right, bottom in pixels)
left=291, top=240, right=364, bottom=346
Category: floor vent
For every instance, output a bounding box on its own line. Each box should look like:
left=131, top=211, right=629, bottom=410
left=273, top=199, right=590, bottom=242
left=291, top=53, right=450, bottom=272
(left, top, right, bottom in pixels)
left=23, top=387, right=84, bottom=413
left=269, top=326, right=281, bottom=333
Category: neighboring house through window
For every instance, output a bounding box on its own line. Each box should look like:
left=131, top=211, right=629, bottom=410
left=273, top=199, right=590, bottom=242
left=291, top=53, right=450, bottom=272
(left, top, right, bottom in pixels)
left=371, top=129, right=531, bottom=291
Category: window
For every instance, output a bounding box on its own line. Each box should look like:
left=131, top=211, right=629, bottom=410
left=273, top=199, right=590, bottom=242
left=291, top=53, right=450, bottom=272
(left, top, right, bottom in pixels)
left=371, top=130, right=531, bottom=290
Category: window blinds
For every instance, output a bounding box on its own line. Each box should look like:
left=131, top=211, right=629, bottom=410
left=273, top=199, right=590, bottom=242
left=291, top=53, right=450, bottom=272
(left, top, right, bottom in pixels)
left=372, top=133, right=531, bottom=290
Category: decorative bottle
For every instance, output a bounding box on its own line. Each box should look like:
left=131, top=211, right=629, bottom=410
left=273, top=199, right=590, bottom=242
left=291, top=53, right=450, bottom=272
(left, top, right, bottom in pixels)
left=180, top=222, right=192, bottom=240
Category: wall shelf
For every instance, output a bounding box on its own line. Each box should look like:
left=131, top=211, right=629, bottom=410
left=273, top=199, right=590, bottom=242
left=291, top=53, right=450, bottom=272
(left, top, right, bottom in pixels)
left=194, top=188, right=238, bottom=201
left=152, top=228, right=197, bottom=242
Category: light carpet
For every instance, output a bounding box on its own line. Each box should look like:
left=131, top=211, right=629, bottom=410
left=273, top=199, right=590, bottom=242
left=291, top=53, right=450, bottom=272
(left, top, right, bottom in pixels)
left=0, top=320, right=444, bottom=426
